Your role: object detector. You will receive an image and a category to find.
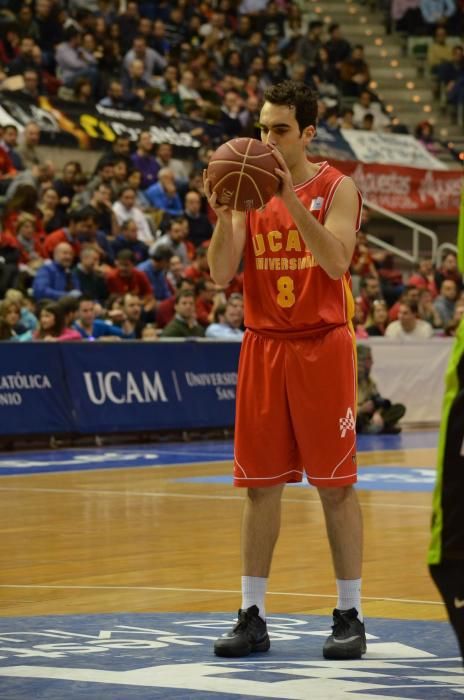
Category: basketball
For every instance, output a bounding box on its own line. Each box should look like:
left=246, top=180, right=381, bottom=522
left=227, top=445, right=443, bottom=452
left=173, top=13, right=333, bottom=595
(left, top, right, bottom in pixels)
left=207, top=137, right=281, bottom=211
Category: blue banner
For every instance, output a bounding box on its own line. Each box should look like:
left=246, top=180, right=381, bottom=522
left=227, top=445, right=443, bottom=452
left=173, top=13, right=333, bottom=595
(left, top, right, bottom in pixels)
left=0, top=344, right=73, bottom=435
left=61, top=341, right=240, bottom=434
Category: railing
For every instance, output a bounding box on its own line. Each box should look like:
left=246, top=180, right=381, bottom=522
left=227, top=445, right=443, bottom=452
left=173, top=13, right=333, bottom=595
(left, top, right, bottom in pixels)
left=363, top=198, right=438, bottom=265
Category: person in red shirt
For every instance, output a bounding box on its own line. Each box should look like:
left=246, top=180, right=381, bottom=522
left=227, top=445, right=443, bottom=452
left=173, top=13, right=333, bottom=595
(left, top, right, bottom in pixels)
left=195, top=277, right=218, bottom=327
left=14, top=212, right=47, bottom=268
left=42, top=209, right=94, bottom=259
left=0, top=145, right=16, bottom=181
left=408, top=258, right=438, bottom=298
left=155, top=277, right=195, bottom=328
left=105, top=249, right=154, bottom=312
left=184, top=246, right=210, bottom=282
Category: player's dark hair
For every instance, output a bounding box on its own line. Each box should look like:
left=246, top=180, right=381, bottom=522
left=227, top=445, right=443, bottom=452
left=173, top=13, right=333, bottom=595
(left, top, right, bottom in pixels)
left=263, top=81, right=318, bottom=132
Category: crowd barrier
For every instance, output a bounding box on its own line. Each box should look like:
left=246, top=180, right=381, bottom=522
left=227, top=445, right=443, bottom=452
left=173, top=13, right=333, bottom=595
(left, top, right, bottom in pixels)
left=0, top=338, right=453, bottom=436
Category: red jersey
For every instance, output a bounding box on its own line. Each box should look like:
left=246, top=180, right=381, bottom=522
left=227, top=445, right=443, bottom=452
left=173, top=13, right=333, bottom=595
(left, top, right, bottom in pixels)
left=244, top=162, right=362, bottom=334
left=105, top=268, right=153, bottom=297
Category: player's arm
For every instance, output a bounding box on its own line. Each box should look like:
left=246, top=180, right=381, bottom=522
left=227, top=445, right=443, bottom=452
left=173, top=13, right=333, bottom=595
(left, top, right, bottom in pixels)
left=272, top=149, right=358, bottom=280
left=203, top=170, right=246, bottom=286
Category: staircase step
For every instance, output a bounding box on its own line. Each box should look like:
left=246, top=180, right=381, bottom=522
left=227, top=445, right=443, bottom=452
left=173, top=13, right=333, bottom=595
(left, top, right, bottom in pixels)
left=371, top=66, right=417, bottom=80
left=364, top=43, right=402, bottom=58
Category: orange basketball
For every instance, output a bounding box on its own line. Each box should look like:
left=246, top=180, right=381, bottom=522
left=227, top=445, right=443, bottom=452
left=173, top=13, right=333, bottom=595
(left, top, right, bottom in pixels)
left=207, top=137, right=280, bottom=211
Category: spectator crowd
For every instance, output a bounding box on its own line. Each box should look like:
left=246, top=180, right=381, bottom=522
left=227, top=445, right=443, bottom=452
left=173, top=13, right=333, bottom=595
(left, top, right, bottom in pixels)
left=0, top=0, right=460, bottom=351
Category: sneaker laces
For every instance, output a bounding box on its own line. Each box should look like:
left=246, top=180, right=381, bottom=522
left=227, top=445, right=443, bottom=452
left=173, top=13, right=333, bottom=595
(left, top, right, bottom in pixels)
left=232, top=608, right=254, bottom=633
left=331, top=609, right=355, bottom=635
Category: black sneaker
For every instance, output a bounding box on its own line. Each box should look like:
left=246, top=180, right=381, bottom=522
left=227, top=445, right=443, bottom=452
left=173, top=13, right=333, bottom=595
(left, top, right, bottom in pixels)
left=323, top=608, right=367, bottom=660
left=214, top=605, right=270, bottom=657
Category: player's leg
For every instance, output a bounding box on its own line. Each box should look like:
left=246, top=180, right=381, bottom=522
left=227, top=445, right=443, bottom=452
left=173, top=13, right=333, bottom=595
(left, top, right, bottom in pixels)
left=215, top=332, right=298, bottom=658
left=286, top=325, right=365, bottom=659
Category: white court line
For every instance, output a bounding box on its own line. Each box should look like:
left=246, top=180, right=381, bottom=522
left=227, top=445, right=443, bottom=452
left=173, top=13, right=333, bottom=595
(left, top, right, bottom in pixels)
left=0, top=486, right=431, bottom=510
left=0, top=583, right=444, bottom=606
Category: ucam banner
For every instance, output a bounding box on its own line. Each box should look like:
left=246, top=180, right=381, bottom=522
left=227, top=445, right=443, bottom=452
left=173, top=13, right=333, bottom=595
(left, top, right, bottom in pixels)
left=61, top=341, right=240, bottom=433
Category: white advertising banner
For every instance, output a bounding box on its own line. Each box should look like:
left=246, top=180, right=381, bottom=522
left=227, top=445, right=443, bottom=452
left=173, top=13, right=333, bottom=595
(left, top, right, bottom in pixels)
left=341, top=130, right=447, bottom=171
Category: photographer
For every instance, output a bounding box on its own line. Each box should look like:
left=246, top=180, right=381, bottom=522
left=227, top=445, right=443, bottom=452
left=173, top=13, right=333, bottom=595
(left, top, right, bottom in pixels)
left=356, top=344, right=406, bottom=434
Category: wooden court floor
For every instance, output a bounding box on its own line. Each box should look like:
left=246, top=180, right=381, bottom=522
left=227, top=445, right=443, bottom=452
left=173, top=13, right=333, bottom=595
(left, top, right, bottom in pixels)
left=0, top=436, right=445, bottom=625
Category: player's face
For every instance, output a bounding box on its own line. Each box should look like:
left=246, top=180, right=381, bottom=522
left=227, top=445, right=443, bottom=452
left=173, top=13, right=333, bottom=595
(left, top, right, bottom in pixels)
left=259, top=102, right=315, bottom=170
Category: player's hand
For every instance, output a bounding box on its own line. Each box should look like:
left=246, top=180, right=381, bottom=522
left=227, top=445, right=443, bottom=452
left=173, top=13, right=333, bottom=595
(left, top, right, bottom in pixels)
left=270, top=147, right=294, bottom=204
left=203, top=169, right=232, bottom=220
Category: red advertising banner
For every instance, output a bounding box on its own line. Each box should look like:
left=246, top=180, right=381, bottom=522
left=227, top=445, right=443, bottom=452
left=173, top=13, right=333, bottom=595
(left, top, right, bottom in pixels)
left=329, top=159, right=463, bottom=216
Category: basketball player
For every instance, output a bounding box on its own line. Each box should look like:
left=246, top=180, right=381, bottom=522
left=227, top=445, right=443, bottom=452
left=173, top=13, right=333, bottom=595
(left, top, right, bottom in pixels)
left=429, top=319, right=464, bottom=664
left=204, top=81, right=366, bottom=659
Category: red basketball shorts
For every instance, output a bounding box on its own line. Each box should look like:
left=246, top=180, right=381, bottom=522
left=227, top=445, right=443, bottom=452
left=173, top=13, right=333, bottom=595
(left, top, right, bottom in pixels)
left=234, top=325, right=358, bottom=488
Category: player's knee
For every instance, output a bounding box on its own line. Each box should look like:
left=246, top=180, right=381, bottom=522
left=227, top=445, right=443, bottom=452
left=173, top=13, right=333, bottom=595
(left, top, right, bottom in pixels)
left=247, top=484, right=284, bottom=503
left=317, top=484, right=354, bottom=507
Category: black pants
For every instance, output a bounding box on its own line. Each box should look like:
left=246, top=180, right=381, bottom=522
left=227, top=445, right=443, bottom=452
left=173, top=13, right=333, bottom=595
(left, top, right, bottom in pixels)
left=430, top=561, right=464, bottom=664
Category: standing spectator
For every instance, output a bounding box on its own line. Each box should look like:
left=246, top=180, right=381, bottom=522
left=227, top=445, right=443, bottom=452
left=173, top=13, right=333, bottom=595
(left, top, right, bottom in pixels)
left=73, top=246, right=109, bottom=304
left=184, top=190, right=213, bottom=247
left=152, top=218, right=189, bottom=265
left=434, top=279, right=458, bottom=328
left=105, top=250, right=154, bottom=310
left=160, top=290, right=205, bottom=338
left=130, top=132, right=160, bottom=190
left=137, top=246, right=173, bottom=304
left=112, top=186, right=154, bottom=245
left=32, top=243, right=80, bottom=301
left=385, top=301, right=434, bottom=339
left=205, top=301, right=244, bottom=340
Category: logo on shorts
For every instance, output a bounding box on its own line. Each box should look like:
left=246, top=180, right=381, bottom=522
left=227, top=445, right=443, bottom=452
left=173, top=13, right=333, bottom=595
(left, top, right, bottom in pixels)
left=339, top=407, right=355, bottom=438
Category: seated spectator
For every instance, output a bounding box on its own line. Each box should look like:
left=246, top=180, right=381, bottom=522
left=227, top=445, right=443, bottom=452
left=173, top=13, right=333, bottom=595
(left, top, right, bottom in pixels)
left=32, top=242, right=80, bottom=301
left=408, top=257, right=438, bottom=297
left=195, top=278, right=219, bottom=327
left=340, top=107, right=355, bottom=129
left=121, top=58, right=150, bottom=105
left=94, top=136, right=132, bottom=174
left=160, top=290, right=205, bottom=338
left=385, top=301, right=434, bottom=339
left=145, top=168, right=184, bottom=218
left=14, top=212, right=47, bottom=272
left=0, top=144, right=17, bottom=193
left=105, top=250, right=154, bottom=311
left=123, top=34, right=166, bottom=84
left=53, top=161, right=80, bottom=208
left=0, top=298, right=28, bottom=338
left=155, top=277, right=195, bottom=328
left=184, top=246, right=211, bottom=282
left=339, top=45, right=370, bottom=97
left=351, top=230, right=378, bottom=279
left=205, top=301, right=244, bottom=340
left=118, top=292, right=145, bottom=338
left=184, top=190, right=213, bottom=248
left=418, top=288, right=443, bottom=328
left=130, top=131, right=160, bottom=190
left=155, top=143, right=190, bottom=186
left=17, top=122, right=49, bottom=172
left=29, top=302, right=82, bottom=341
left=388, top=284, right=421, bottom=321
left=141, top=323, right=159, bottom=341
left=152, top=217, right=189, bottom=266
left=353, top=90, right=391, bottom=130
left=166, top=255, right=186, bottom=290
left=137, top=246, right=173, bottom=305
left=359, top=275, right=383, bottom=325
left=443, top=299, right=464, bottom=336
left=111, top=219, right=149, bottom=264
left=415, top=120, right=440, bottom=154
left=0, top=229, right=20, bottom=295
left=43, top=208, right=93, bottom=259
left=353, top=297, right=369, bottom=338
left=73, top=295, right=125, bottom=340
left=98, top=79, right=137, bottom=110
left=0, top=124, right=24, bottom=171
left=111, top=158, right=129, bottom=192
left=4, top=289, right=37, bottom=330
left=39, top=187, right=67, bottom=233
left=376, top=253, right=404, bottom=307
left=112, top=186, right=154, bottom=245
left=435, top=251, right=462, bottom=291
left=55, top=26, right=98, bottom=95
left=87, top=183, right=116, bottom=238
left=434, top=278, right=458, bottom=328
left=356, top=344, right=406, bottom=434
left=73, top=246, right=109, bottom=304
left=366, top=300, right=390, bottom=336
left=427, top=26, right=453, bottom=76
left=127, top=169, right=152, bottom=211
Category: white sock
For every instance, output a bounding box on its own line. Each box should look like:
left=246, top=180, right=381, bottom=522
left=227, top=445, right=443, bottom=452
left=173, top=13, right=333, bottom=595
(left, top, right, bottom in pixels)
left=241, top=576, right=267, bottom=620
left=336, top=578, right=363, bottom=621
